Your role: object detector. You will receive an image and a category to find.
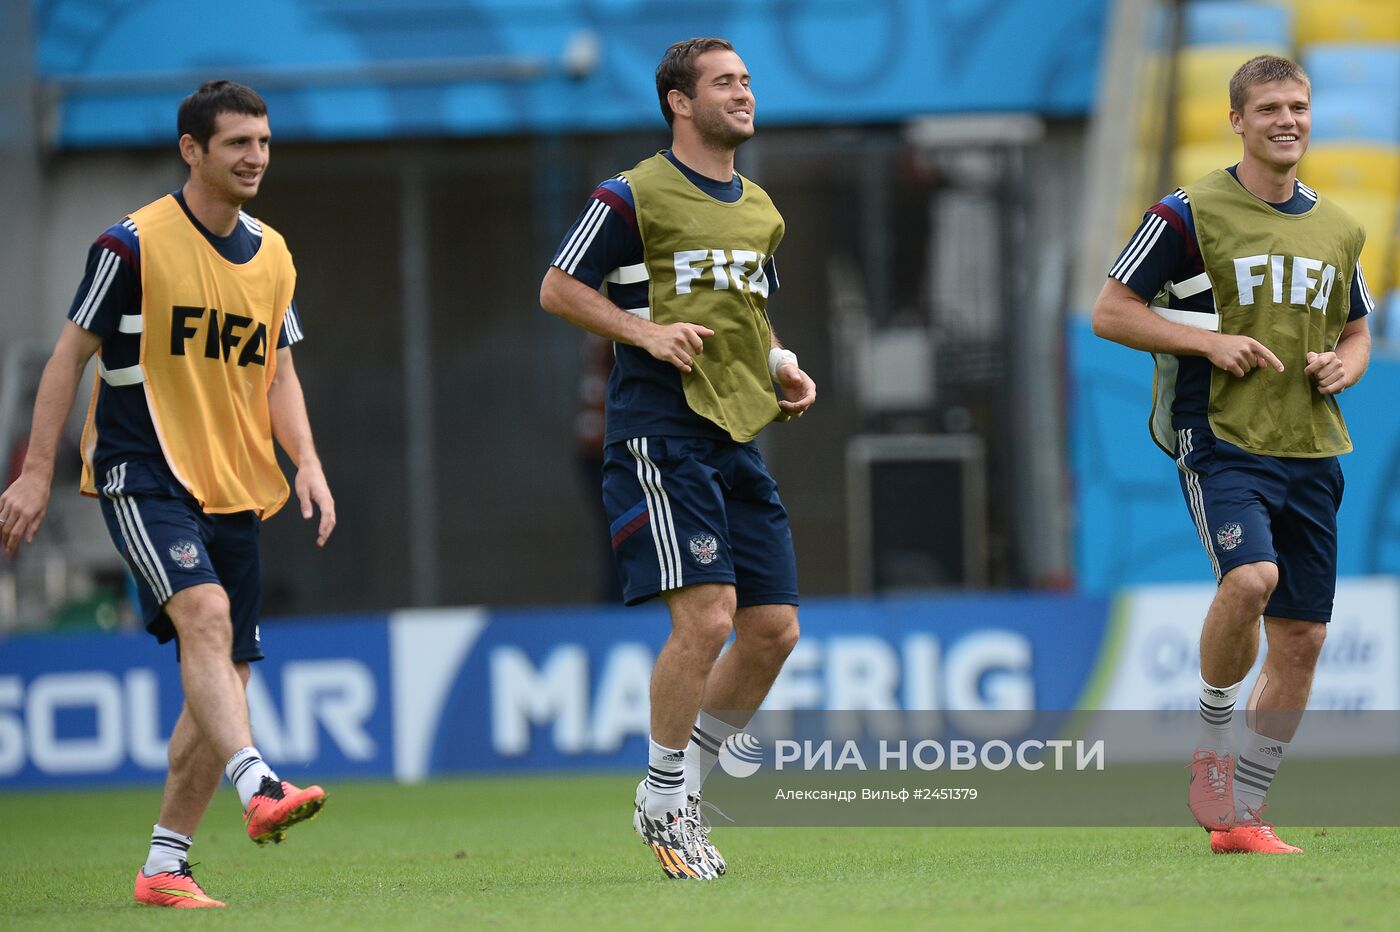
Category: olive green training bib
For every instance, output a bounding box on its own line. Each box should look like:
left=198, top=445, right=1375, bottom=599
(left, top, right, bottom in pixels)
left=625, top=153, right=786, bottom=443
left=1154, top=169, right=1364, bottom=457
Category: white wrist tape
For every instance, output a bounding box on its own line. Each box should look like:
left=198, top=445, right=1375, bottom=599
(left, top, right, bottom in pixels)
left=768, top=348, right=798, bottom=378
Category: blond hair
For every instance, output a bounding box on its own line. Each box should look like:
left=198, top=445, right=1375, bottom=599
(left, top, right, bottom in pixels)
left=1229, top=55, right=1311, bottom=111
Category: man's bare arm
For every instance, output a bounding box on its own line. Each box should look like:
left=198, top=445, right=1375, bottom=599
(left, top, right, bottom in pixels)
left=0, top=323, right=102, bottom=554
left=268, top=346, right=335, bottom=546
left=1091, top=277, right=1285, bottom=377
left=540, top=266, right=714, bottom=374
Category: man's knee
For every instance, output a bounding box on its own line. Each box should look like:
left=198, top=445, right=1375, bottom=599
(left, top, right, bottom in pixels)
left=683, top=612, right=735, bottom=659
left=771, top=614, right=800, bottom=659
left=668, top=586, right=736, bottom=658
left=1220, top=562, right=1278, bottom=610
left=1266, top=620, right=1327, bottom=671
left=167, top=585, right=234, bottom=653
left=730, top=605, right=800, bottom=670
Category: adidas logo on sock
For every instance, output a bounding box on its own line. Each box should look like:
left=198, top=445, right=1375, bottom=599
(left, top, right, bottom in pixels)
left=1203, top=687, right=1230, bottom=699
left=1260, top=745, right=1284, bottom=758
left=662, top=752, right=685, bottom=763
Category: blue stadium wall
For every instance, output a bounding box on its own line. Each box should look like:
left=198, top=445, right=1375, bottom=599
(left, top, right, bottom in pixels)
left=5, top=580, right=1398, bottom=790
left=0, top=595, right=1109, bottom=788
left=34, top=0, right=1109, bottom=148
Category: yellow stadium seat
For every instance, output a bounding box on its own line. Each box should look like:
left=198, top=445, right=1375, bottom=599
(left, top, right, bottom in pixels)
left=1363, top=253, right=1393, bottom=294
left=1300, top=145, right=1400, bottom=198
left=1176, top=45, right=1290, bottom=103
left=1134, top=51, right=1171, bottom=133
left=1326, top=189, right=1398, bottom=238
left=1176, top=93, right=1239, bottom=145
left=1119, top=151, right=1172, bottom=242
left=1173, top=142, right=1244, bottom=185
left=1326, top=189, right=1398, bottom=292
left=1355, top=246, right=1392, bottom=295
left=1293, top=0, right=1400, bottom=44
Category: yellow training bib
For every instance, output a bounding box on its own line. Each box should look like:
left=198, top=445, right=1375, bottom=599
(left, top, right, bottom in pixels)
left=79, top=195, right=295, bottom=517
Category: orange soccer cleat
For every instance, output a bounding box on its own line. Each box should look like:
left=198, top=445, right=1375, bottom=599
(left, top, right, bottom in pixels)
left=244, top=776, right=328, bottom=846
left=134, top=862, right=226, bottom=908
left=1210, top=807, right=1302, bottom=854
left=1188, top=748, right=1236, bottom=831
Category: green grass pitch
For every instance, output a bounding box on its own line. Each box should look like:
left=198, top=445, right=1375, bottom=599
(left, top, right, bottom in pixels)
left=3, top=774, right=1400, bottom=930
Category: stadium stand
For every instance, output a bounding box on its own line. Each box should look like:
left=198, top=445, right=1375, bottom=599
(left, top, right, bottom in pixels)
left=1184, top=1, right=1294, bottom=47
left=1291, top=0, right=1400, bottom=45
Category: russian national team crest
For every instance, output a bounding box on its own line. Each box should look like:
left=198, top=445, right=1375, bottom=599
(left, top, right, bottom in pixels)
left=1215, top=523, right=1244, bottom=552
left=689, top=534, right=720, bottom=566
left=169, top=540, right=200, bottom=569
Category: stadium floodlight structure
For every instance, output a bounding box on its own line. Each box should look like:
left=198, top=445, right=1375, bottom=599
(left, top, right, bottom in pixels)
left=38, top=28, right=604, bottom=146
left=1070, top=0, right=1178, bottom=312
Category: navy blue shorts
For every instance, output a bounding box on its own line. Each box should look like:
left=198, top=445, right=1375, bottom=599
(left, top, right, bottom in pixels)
left=96, top=460, right=264, bottom=662
left=1173, top=428, right=1344, bottom=622
left=602, top=436, right=799, bottom=607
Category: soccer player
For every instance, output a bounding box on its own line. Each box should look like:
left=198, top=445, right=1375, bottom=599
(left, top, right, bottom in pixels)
left=1092, top=55, right=1373, bottom=854
left=0, top=81, right=336, bottom=906
left=540, top=38, right=815, bottom=880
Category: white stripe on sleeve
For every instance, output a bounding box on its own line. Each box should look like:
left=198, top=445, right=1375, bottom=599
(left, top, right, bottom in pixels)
left=283, top=303, right=304, bottom=344
left=554, top=199, right=610, bottom=275
left=74, top=249, right=120, bottom=330
left=1356, top=263, right=1375, bottom=314
left=1110, top=215, right=1166, bottom=283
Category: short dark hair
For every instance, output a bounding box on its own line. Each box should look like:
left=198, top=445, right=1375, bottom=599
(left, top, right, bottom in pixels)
left=177, top=80, right=267, bottom=150
left=1229, top=55, right=1310, bottom=112
left=655, top=37, right=734, bottom=126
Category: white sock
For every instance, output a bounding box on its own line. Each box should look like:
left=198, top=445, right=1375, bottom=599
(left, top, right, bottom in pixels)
left=645, top=738, right=686, bottom=819
left=1235, top=726, right=1288, bottom=818
left=225, top=747, right=279, bottom=809
left=1197, top=676, right=1243, bottom=755
left=142, top=824, right=192, bottom=876
left=685, top=710, right=740, bottom=797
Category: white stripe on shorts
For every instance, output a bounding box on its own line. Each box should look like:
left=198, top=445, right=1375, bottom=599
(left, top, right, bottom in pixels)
left=104, top=463, right=173, bottom=602
left=1175, top=429, right=1222, bottom=580
left=627, top=437, right=684, bottom=591
left=103, top=466, right=162, bottom=600
left=103, top=465, right=160, bottom=600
